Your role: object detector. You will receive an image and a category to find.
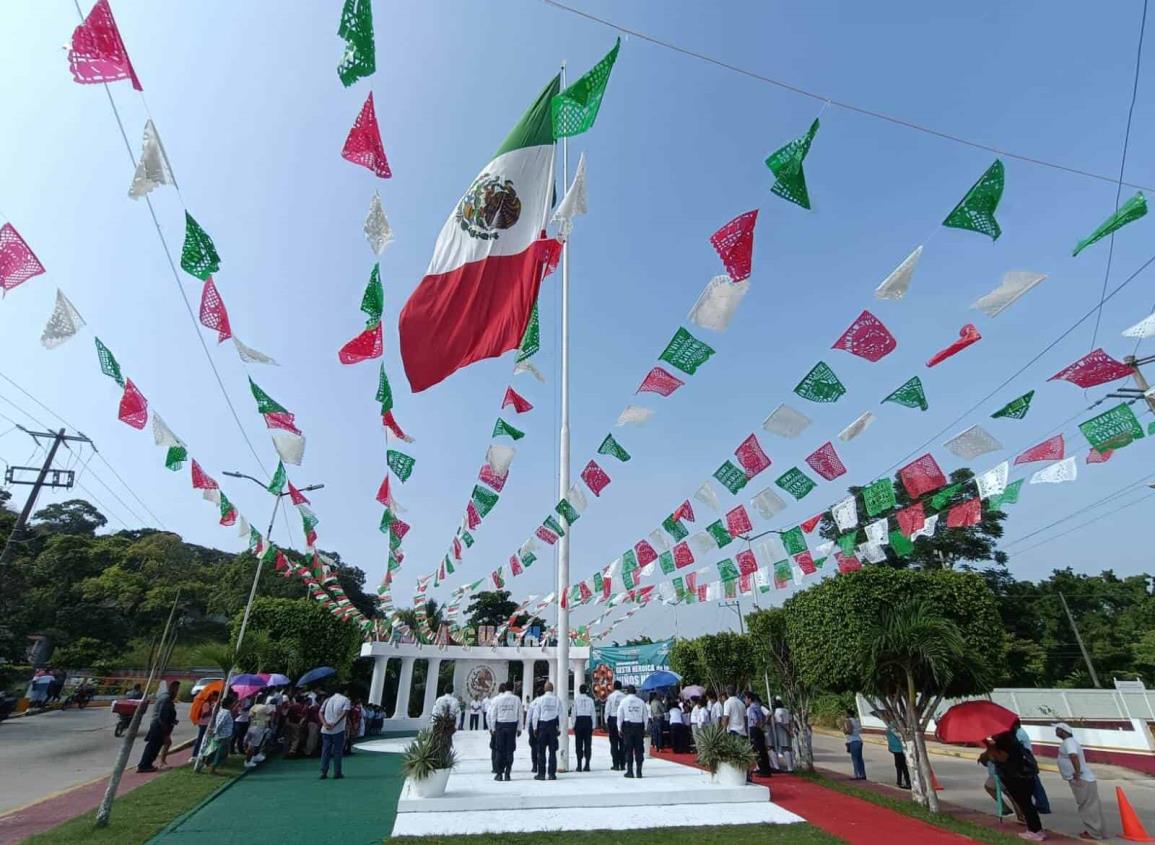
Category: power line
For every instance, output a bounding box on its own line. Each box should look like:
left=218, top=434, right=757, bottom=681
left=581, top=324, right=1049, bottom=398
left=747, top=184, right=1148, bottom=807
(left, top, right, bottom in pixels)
left=1003, top=469, right=1155, bottom=551
left=1010, top=489, right=1155, bottom=556
left=68, top=1, right=269, bottom=478
left=1088, top=0, right=1149, bottom=352
left=538, top=0, right=1155, bottom=192
left=878, top=251, right=1155, bottom=480
left=0, top=371, right=168, bottom=529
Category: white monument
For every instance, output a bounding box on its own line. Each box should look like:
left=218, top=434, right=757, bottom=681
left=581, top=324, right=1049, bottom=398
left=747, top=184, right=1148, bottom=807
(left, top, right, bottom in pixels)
left=361, top=640, right=590, bottom=733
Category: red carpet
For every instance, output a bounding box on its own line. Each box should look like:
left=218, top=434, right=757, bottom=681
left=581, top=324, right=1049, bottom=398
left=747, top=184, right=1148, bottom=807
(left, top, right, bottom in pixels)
left=652, top=748, right=975, bottom=845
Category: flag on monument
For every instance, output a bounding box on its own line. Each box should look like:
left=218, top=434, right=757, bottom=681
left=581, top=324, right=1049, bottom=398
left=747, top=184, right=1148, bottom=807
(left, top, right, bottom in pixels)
left=399, top=76, right=563, bottom=392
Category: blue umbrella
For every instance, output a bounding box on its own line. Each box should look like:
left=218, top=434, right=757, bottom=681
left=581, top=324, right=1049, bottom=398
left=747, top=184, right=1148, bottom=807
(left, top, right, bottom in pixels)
left=230, top=673, right=266, bottom=687
left=297, top=666, right=336, bottom=687
left=640, top=670, right=681, bottom=692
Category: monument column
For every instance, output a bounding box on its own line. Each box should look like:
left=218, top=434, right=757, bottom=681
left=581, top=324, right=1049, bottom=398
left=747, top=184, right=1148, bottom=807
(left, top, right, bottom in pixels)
left=421, top=657, right=443, bottom=719
left=368, top=654, right=388, bottom=706
left=571, top=658, right=587, bottom=690
left=521, top=658, right=536, bottom=701
left=392, top=656, right=415, bottom=719
left=548, top=660, right=557, bottom=686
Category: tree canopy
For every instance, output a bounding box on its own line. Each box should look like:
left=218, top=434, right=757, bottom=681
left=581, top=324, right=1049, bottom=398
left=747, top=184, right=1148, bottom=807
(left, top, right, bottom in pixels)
left=820, top=468, right=1009, bottom=570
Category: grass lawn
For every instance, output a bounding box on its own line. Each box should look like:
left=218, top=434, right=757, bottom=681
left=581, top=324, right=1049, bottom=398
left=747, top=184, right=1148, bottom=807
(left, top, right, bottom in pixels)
left=391, top=825, right=843, bottom=845
left=801, top=771, right=1025, bottom=845
left=22, top=760, right=243, bottom=845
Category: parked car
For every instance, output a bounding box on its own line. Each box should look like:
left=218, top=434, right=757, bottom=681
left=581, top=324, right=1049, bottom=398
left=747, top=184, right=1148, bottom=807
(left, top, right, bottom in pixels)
left=190, top=676, right=223, bottom=697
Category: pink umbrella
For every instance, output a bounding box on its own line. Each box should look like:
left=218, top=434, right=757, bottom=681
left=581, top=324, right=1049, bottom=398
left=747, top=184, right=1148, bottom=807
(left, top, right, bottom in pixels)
left=680, top=684, right=705, bottom=700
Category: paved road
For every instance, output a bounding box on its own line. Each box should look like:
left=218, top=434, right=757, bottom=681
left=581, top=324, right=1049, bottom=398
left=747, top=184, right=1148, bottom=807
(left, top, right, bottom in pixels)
left=0, top=702, right=194, bottom=816
left=811, top=732, right=1155, bottom=842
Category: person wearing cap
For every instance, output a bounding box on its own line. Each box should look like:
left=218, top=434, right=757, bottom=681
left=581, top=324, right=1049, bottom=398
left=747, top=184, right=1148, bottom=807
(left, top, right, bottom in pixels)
left=1054, top=723, right=1106, bottom=840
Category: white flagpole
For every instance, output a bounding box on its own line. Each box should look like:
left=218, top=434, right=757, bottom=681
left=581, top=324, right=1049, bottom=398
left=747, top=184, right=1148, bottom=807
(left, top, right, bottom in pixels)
left=555, top=60, right=572, bottom=772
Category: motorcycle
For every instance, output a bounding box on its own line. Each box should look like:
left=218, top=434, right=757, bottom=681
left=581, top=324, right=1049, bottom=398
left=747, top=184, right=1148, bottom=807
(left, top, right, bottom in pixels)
left=63, top=685, right=94, bottom=709
left=111, top=697, right=147, bottom=737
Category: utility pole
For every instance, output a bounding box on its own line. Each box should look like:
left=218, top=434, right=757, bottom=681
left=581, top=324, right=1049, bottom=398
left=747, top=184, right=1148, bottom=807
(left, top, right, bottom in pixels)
left=1124, top=354, right=1155, bottom=415
left=193, top=470, right=322, bottom=772
left=1059, top=591, right=1101, bottom=688
left=0, top=427, right=91, bottom=567
left=719, top=599, right=745, bottom=634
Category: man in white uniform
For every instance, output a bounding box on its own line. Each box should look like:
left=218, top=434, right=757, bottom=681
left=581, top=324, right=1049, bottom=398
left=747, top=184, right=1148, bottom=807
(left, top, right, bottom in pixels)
left=572, top=684, right=595, bottom=771
left=468, top=695, right=483, bottom=730
left=707, top=691, right=722, bottom=725
left=530, top=681, right=562, bottom=780
left=431, top=684, right=461, bottom=745
left=492, top=682, right=522, bottom=781
left=604, top=681, right=626, bottom=771
left=526, top=685, right=542, bottom=775
left=618, top=684, right=649, bottom=778
left=481, top=692, right=492, bottom=730
left=319, top=686, right=352, bottom=780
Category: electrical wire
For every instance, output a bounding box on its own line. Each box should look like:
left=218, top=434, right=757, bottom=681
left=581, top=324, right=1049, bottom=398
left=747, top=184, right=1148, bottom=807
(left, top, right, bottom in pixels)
left=68, top=0, right=269, bottom=479
left=1009, top=489, right=1155, bottom=556
left=538, top=0, right=1155, bottom=192
left=877, top=251, right=1155, bottom=480
left=0, top=370, right=168, bottom=528
left=1088, top=0, right=1148, bottom=353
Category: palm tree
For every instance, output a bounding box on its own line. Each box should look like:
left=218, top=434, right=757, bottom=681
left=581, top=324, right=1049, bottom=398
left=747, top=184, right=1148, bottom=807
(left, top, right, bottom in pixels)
left=393, top=599, right=444, bottom=643
left=859, top=599, right=968, bottom=812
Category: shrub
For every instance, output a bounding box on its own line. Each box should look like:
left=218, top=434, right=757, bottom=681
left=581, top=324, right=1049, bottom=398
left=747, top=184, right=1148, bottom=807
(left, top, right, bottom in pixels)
left=694, top=722, right=755, bottom=774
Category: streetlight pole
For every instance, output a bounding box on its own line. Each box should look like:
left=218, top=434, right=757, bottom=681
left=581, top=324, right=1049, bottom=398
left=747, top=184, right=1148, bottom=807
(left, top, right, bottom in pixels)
left=193, top=471, right=322, bottom=771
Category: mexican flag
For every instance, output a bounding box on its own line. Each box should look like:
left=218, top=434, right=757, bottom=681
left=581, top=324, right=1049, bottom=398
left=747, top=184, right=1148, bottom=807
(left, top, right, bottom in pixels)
left=400, top=76, right=563, bottom=392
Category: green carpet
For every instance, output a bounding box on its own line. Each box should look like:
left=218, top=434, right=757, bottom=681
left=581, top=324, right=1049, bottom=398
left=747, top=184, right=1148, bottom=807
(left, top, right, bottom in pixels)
left=148, top=749, right=405, bottom=845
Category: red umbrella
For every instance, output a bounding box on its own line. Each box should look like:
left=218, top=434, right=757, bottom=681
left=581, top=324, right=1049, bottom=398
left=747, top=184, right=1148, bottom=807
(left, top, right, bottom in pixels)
left=935, top=700, right=1019, bottom=744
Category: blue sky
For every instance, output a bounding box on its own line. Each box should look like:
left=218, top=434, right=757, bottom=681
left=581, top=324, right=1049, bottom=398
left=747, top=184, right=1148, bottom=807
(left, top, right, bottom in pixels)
left=1, top=0, right=1154, bottom=642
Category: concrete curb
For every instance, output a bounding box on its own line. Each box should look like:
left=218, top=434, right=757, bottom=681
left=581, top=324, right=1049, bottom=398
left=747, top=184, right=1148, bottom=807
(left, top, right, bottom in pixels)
left=811, top=727, right=1062, bottom=773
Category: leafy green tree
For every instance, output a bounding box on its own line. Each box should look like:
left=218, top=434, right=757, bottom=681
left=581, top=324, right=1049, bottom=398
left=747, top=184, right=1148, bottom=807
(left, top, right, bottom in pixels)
left=820, top=468, right=1008, bottom=570
left=465, top=591, right=520, bottom=628
left=747, top=608, right=817, bottom=770
left=668, top=638, right=706, bottom=685
left=237, top=597, right=361, bottom=678
left=32, top=500, right=108, bottom=535
left=785, top=567, right=1003, bottom=811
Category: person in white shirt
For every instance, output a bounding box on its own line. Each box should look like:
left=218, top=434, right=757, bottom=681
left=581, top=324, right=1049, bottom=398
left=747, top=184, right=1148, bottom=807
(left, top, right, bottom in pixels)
left=491, top=683, right=523, bottom=781
left=772, top=699, right=794, bottom=772
left=618, top=685, right=649, bottom=778
left=572, top=684, right=595, bottom=771
left=723, top=686, right=746, bottom=736
left=468, top=695, right=483, bottom=730
left=604, top=681, right=626, bottom=771
left=531, top=682, right=562, bottom=780
left=431, top=684, right=461, bottom=743
left=690, top=695, right=706, bottom=746
left=668, top=699, right=688, bottom=753
left=1055, top=723, right=1106, bottom=840
left=319, top=687, right=352, bottom=780
left=486, top=691, right=500, bottom=774
left=707, top=691, right=722, bottom=725
left=526, top=686, right=543, bottom=775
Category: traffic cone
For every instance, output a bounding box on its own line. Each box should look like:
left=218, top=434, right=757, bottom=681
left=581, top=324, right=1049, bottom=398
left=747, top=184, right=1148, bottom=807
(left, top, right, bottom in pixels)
left=930, top=767, right=944, bottom=792
left=1117, top=786, right=1155, bottom=842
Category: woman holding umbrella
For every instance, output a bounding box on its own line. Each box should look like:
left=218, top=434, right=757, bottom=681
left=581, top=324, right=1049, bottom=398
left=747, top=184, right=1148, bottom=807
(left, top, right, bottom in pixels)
left=979, top=732, right=1044, bottom=841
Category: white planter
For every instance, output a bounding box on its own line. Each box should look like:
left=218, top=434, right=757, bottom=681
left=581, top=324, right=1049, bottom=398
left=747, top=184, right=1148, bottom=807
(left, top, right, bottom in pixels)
left=409, top=767, right=451, bottom=798
left=708, top=761, right=748, bottom=786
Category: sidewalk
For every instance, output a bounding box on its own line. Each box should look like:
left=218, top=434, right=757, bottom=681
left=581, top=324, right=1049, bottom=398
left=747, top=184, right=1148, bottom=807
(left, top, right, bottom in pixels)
left=0, top=746, right=192, bottom=845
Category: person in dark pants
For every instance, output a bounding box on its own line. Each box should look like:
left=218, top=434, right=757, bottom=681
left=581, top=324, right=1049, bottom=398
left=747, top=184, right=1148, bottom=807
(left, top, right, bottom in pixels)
left=983, top=732, right=1045, bottom=842
left=885, top=723, right=911, bottom=789
left=604, top=681, right=625, bottom=771
left=572, top=684, right=595, bottom=771
left=136, top=681, right=180, bottom=773
left=527, top=686, right=542, bottom=775
left=745, top=692, right=773, bottom=778
left=531, top=682, right=561, bottom=780
left=491, top=683, right=522, bottom=781
left=618, top=685, right=648, bottom=778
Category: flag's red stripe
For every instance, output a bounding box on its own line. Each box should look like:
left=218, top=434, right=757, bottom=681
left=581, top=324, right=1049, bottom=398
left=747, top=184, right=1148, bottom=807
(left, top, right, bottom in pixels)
left=400, top=241, right=555, bottom=393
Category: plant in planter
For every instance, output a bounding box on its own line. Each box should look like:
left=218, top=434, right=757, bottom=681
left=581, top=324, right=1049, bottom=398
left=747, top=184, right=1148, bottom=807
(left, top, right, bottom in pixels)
left=695, top=722, right=756, bottom=785
left=401, top=712, right=457, bottom=797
